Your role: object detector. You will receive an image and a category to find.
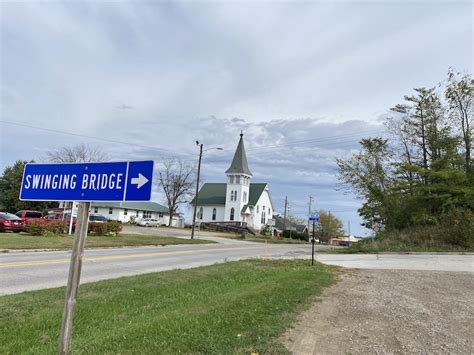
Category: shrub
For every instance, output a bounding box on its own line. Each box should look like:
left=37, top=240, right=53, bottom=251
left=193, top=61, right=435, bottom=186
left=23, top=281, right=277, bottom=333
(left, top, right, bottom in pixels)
left=25, top=221, right=46, bottom=236
left=106, top=220, right=123, bottom=234
left=282, top=230, right=307, bottom=241
left=25, top=221, right=68, bottom=236
left=88, top=222, right=108, bottom=236
left=45, top=221, right=68, bottom=234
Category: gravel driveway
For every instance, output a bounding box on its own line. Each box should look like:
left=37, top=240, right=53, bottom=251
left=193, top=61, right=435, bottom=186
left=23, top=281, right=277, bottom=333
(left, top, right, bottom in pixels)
left=283, top=269, right=473, bottom=354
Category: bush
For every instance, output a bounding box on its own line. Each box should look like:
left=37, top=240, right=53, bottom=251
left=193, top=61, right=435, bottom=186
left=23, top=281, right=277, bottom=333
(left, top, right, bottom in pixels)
left=45, top=221, right=68, bottom=234
left=106, top=220, right=123, bottom=234
left=25, top=221, right=46, bottom=236
left=88, top=221, right=122, bottom=236
left=282, top=230, right=307, bottom=241
left=88, top=222, right=108, bottom=236
left=25, top=221, right=68, bottom=236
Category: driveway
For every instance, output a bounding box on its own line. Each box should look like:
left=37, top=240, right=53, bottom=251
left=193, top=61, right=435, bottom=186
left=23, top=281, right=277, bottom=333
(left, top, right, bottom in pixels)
left=283, top=269, right=473, bottom=354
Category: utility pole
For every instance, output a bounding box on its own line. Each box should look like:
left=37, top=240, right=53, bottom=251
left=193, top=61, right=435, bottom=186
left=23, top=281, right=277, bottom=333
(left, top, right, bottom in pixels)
left=283, top=196, right=288, bottom=231
left=191, top=142, right=203, bottom=240
left=348, top=220, right=351, bottom=241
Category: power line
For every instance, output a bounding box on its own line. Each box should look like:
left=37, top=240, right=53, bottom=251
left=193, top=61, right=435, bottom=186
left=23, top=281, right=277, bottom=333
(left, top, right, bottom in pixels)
left=0, top=120, right=192, bottom=160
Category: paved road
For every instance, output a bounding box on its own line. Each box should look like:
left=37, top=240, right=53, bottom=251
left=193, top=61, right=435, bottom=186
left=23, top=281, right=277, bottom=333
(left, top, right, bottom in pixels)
left=0, top=242, right=310, bottom=295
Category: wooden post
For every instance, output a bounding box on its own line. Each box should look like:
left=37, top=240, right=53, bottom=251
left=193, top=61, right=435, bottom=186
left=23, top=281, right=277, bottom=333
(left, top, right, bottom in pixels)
left=58, top=201, right=90, bottom=355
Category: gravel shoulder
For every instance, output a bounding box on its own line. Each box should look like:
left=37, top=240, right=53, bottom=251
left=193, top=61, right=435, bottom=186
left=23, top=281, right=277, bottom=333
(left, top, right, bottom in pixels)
left=282, top=269, right=473, bottom=354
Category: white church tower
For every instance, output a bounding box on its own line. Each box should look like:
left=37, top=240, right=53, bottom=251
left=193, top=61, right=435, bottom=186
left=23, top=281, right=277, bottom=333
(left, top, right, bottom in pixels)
left=224, top=132, right=252, bottom=223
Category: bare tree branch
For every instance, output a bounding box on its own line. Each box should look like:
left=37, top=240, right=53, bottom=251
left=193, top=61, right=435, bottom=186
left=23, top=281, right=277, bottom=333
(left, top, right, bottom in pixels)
left=46, top=143, right=108, bottom=163
left=159, top=159, right=195, bottom=226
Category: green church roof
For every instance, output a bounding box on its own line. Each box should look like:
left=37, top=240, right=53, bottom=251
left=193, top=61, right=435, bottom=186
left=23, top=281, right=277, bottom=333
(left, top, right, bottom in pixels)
left=225, top=133, right=252, bottom=176
left=193, top=183, right=227, bottom=206
left=193, top=183, right=268, bottom=207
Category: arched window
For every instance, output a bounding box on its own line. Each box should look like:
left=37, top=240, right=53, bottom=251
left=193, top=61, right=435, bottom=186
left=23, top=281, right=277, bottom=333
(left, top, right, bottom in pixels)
left=212, top=208, right=216, bottom=221
left=230, top=208, right=235, bottom=221
left=198, top=207, right=203, bottom=219
left=243, top=191, right=247, bottom=203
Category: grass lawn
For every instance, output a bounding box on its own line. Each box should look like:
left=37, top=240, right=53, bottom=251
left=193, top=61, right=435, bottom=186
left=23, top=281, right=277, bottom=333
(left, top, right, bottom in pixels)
left=0, top=259, right=336, bottom=354
left=321, top=240, right=474, bottom=253
left=214, top=233, right=309, bottom=244
left=244, top=235, right=309, bottom=244
left=0, top=232, right=212, bottom=250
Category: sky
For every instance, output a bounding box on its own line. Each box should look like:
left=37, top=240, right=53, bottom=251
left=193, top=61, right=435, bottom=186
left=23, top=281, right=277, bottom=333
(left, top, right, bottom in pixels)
left=1, top=0, right=472, bottom=235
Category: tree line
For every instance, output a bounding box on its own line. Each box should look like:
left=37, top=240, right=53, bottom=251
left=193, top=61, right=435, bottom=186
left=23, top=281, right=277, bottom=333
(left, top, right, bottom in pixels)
left=337, top=70, right=473, bottom=245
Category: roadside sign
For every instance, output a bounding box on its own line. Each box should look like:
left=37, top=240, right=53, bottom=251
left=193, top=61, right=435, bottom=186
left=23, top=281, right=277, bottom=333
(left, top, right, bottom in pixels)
left=309, top=214, right=320, bottom=222
left=20, top=161, right=154, bottom=202
left=267, top=218, right=275, bottom=226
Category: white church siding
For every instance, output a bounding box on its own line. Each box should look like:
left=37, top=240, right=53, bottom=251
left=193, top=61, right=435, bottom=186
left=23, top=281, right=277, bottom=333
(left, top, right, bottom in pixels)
left=252, top=189, right=274, bottom=231
left=198, top=206, right=225, bottom=223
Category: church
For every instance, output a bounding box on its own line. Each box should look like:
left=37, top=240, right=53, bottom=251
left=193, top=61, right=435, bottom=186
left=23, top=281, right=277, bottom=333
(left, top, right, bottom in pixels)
left=193, top=133, right=274, bottom=232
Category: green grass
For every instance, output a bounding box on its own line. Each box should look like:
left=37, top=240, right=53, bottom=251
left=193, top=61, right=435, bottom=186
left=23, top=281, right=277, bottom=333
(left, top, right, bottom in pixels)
left=0, top=232, right=212, bottom=250
left=0, top=259, right=336, bottom=354
left=244, top=235, right=309, bottom=244
left=321, top=239, right=474, bottom=253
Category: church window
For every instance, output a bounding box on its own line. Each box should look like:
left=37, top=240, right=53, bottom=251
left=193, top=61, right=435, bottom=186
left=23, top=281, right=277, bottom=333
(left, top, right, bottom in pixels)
left=261, top=211, right=266, bottom=224
left=243, top=191, right=247, bottom=203
left=257, top=205, right=259, bottom=213
left=236, top=176, right=241, bottom=184
left=212, top=208, right=216, bottom=221
left=230, top=208, right=235, bottom=221
left=198, top=207, right=203, bottom=219
left=230, top=176, right=234, bottom=184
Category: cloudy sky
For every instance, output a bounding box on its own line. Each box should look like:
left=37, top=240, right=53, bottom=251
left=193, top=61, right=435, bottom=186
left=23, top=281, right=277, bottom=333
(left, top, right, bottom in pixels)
left=1, top=1, right=472, bottom=235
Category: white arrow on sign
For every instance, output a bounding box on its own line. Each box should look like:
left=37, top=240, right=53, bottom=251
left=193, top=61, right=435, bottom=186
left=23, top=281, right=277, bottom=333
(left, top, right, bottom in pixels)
left=131, top=173, right=149, bottom=189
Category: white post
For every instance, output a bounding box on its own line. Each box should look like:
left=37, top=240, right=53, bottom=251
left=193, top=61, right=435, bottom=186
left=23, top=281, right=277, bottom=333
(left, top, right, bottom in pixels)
left=68, top=202, right=75, bottom=235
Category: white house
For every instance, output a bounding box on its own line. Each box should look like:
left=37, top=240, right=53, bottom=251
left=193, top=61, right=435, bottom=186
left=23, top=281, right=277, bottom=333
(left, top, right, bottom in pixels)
left=193, top=133, right=274, bottom=232
left=59, top=201, right=183, bottom=227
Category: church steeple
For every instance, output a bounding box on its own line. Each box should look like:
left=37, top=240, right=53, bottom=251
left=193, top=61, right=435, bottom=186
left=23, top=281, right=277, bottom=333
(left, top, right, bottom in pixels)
left=225, top=131, right=252, bottom=176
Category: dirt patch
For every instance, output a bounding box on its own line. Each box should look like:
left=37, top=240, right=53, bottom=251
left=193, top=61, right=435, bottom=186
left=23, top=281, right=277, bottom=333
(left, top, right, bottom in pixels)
left=282, top=269, right=473, bottom=354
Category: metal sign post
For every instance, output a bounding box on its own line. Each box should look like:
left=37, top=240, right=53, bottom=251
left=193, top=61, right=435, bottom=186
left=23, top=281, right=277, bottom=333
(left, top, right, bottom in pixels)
left=311, top=219, right=315, bottom=266
left=59, top=201, right=90, bottom=354
left=309, top=214, right=319, bottom=266
left=19, top=160, right=154, bottom=354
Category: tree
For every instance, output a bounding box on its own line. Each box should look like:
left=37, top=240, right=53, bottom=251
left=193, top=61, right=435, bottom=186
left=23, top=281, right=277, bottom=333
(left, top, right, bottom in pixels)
left=0, top=161, right=53, bottom=213
left=159, top=159, right=195, bottom=226
left=314, top=210, right=345, bottom=240
left=46, top=143, right=107, bottom=163
left=336, top=137, right=393, bottom=226
left=445, top=70, right=473, bottom=173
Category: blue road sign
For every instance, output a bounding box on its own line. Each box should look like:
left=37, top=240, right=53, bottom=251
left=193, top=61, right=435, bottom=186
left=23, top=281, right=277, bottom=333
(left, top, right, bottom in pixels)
left=309, top=214, right=320, bottom=222
left=20, top=161, right=154, bottom=202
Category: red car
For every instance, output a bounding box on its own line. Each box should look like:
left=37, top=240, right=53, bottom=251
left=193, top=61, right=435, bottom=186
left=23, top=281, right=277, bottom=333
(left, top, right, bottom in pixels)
left=15, top=210, right=44, bottom=223
left=0, top=212, right=26, bottom=232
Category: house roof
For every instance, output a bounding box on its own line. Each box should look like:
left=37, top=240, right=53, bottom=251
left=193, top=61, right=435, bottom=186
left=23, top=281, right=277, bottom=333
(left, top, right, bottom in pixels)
left=225, top=133, right=252, bottom=176
left=193, top=183, right=268, bottom=207
left=91, top=201, right=170, bottom=213
left=273, top=214, right=308, bottom=232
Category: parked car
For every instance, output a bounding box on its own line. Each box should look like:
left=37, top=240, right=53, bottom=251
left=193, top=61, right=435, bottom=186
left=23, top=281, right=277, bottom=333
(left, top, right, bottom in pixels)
left=137, top=218, right=159, bottom=227
left=0, top=212, right=26, bottom=232
left=15, top=210, right=44, bottom=223
left=89, top=214, right=108, bottom=223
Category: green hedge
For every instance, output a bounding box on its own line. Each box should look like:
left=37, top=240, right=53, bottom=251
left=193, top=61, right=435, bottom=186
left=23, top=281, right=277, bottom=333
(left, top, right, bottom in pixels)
left=25, top=221, right=68, bottom=237
left=282, top=230, right=307, bottom=241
